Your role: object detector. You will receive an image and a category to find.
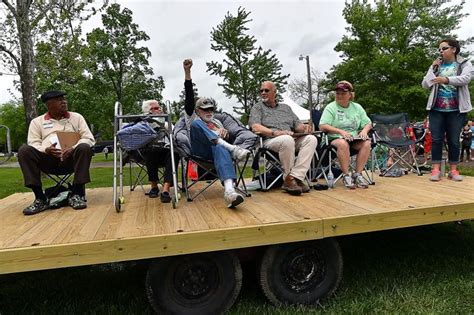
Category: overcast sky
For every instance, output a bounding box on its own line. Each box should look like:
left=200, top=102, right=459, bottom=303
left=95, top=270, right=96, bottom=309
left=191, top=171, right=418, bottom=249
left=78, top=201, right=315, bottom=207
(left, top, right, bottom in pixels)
left=0, top=0, right=472, bottom=113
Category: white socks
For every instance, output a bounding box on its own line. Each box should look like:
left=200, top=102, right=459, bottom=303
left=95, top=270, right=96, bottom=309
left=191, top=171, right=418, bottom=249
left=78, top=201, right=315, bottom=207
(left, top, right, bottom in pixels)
left=223, top=179, right=235, bottom=194
left=216, top=138, right=236, bottom=153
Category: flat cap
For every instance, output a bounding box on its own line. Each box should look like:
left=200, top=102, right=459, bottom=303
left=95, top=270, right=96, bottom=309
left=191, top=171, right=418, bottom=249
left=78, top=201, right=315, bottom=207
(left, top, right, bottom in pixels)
left=41, top=90, right=66, bottom=103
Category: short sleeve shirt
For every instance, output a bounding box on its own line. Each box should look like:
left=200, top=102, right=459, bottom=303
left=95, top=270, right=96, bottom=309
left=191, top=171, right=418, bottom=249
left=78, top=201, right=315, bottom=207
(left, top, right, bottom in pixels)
left=248, top=101, right=300, bottom=133
left=319, top=101, right=371, bottom=140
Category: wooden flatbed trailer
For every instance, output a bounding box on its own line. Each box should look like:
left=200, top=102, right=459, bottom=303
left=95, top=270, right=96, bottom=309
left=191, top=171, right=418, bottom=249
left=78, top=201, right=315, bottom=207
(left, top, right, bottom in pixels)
left=1, top=175, right=473, bottom=313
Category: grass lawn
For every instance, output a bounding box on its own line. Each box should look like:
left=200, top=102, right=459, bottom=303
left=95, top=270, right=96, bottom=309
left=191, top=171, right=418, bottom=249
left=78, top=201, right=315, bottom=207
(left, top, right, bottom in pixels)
left=0, top=163, right=473, bottom=313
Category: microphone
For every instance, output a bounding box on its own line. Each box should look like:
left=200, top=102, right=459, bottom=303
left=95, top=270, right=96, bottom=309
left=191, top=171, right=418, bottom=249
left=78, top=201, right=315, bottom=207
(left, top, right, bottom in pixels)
left=433, top=56, right=442, bottom=73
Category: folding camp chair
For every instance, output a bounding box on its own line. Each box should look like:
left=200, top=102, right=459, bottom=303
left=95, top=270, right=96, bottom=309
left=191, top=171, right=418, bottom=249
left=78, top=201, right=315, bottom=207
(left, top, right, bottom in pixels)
left=121, top=149, right=165, bottom=194
left=173, top=113, right=253, bottom=202
left=251, top=137, right=285, bottom=191
left=251, top=132, right=319, bottom=191
left=307, top=109, right=374, bottom=188
left=113, top=101, right=179, bottom=211
left=371, top=113, right=422, bottom=176
left=43, top=170, right=73, bottom=198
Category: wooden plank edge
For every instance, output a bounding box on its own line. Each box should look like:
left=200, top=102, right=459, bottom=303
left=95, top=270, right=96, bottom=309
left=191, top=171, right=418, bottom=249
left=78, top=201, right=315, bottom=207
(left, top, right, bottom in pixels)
left=323, top=203, right=474, bottom=237
left=0, top=219, right=323, bottom=274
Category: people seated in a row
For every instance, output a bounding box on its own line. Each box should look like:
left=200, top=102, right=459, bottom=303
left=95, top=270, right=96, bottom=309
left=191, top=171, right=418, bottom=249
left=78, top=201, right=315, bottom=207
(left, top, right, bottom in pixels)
left=18, top=90, right=95, bottom=215
left=18, top=68, right=370, bottom=216
left=319, top=81, right=372, bottom=189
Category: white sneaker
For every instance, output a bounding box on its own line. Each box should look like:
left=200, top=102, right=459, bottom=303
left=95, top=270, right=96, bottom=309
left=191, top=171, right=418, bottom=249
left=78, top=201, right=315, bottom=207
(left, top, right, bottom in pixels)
left=224, top=191, right=244, bottom=208
left=352, top=173, right=369, bottom=189
left=232, top=146, right=250, bottom=161
left=343, top=174, right=356, bottom=189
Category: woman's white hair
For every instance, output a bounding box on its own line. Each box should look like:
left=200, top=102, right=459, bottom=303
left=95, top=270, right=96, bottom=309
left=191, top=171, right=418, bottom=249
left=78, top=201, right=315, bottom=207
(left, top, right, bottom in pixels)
left=142, top=99, right=159, bottom=114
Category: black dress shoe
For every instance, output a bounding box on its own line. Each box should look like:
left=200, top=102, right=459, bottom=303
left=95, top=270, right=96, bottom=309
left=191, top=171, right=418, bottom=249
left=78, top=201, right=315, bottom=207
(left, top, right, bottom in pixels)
left=160, top=191, right=171, bottom=203
left=148, top=187, right=159, bottom=198
left=23, top=199, right=50, bottom=215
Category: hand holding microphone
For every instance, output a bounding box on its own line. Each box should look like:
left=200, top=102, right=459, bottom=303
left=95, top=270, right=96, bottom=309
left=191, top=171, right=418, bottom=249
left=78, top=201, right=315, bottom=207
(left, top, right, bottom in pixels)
left=432, top=56, right=442, bottom=72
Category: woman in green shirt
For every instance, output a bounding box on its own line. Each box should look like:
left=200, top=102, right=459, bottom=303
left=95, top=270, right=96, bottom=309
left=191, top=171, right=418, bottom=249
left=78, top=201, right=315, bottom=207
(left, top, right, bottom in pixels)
left=319, top=81, right=372, bottom=189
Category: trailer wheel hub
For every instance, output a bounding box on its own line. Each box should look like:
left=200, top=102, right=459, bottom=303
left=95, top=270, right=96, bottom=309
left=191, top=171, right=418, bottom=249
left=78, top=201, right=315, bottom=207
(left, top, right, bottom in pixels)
left=174, top=260, right=219, bottom=299
left=283, top=248, right=325, bottom=292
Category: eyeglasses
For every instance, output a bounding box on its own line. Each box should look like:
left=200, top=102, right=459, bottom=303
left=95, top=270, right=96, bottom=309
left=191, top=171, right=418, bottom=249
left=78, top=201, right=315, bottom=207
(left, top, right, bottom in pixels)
left=150, top=107, right=161, bottom=110
left=260, top=88, right=271, bottom=93
left=438, top=46, right=452, bottom=52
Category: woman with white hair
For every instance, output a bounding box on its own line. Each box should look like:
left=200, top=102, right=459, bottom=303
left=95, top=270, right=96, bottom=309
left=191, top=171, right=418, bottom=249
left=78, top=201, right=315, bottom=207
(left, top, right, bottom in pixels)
left=319, top=81, right=372, bottom=189
left=141, top=99, right=174, bottom=202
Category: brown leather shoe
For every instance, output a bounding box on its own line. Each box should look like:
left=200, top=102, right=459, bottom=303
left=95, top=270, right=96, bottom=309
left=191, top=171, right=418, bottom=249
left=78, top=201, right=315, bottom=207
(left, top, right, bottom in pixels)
left=295, top=178, right=311, bottom=193
left=282, top=175, right=302, bottom=196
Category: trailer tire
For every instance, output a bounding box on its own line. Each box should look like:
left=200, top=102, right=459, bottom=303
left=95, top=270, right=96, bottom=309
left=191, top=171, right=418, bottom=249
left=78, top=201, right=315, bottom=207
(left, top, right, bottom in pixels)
left=146, top=251, right=242, bottom=314
left=259, top=238, right=343, bottom=306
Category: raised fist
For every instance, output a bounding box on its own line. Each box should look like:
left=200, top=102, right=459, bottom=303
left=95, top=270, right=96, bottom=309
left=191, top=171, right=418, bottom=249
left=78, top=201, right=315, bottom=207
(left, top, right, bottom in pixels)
left=183, top=59, right=193, bottom=70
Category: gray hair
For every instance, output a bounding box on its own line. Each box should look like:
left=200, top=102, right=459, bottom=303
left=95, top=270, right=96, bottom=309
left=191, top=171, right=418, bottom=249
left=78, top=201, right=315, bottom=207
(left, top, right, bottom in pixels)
left=142, top=99, right=160, bottom=114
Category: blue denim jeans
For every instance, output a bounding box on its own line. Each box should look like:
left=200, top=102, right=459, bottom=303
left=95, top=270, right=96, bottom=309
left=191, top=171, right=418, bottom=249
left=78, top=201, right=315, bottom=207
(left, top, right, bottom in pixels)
left=428, top=110, right=466, bottom=164
left=190, top=119, right=236, bottom=181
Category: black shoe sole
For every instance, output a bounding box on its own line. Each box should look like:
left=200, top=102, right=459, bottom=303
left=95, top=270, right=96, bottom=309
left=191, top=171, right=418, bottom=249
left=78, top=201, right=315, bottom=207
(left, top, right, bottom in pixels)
left=23, top=206, right=50, bottom=215
left=282, top=188, right=302, bottom=196
left=72, top=205, right=87, bottom=210
left=228, top=195, right=244, bottom=208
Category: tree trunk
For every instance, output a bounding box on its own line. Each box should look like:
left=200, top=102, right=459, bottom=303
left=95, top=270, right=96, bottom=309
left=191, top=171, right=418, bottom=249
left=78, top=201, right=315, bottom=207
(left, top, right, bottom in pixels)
left=16, top=0, right=37, bottom=127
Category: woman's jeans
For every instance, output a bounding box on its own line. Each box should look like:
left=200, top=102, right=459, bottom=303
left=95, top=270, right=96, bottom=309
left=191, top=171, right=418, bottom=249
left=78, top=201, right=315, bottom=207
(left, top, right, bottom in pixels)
left=190, top=119, right=236, bottom=181
left=428, top=110, right=466, bottom=164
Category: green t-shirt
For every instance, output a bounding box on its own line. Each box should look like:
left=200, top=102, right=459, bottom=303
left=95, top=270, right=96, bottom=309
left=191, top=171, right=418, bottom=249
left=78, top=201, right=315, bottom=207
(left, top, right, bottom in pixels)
left=319, top=101, right=371, bottom=140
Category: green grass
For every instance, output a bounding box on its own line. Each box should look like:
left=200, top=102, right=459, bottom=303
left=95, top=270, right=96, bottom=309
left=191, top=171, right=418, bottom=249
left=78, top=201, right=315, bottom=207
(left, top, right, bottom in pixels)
left=0, top=163, right=473, bottom=313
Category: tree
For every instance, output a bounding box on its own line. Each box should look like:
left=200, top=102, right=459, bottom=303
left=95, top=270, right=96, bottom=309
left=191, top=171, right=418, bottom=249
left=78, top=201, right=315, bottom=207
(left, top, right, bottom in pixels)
left=288, top=68, right=326, bottom=110
left=0, top=0, right=102, bottom=127
left=207, top=7, right=289, bottom=123
left=84, top=3, right=165, bottom=138
left=324, top=0, right=473, bottom=120
left=0, top=102, right=26, bottom=150
left=1, top=0, right=42, bottom=127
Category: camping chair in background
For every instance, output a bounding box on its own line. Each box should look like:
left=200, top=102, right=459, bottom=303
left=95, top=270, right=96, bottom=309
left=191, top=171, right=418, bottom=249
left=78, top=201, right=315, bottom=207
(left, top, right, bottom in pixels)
left=113, top=101, right=179, bottom=211
left=371, top=113, right=422, bottom=176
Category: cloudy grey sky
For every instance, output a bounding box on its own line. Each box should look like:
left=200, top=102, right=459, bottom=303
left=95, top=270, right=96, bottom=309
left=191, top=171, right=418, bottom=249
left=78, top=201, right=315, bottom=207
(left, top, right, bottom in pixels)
left=0, top=0, right=472, bottom=113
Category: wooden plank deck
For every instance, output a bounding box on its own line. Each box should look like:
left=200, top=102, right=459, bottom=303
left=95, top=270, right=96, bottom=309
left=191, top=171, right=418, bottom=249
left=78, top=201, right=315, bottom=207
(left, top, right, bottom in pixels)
left=1, top=174, right=473, bottom=274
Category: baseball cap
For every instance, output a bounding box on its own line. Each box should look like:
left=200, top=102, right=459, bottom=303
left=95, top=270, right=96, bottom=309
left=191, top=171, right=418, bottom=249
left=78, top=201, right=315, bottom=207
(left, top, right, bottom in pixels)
left=41, top=90, right=66, bottom=103
left=196, top=97, right=215, bottom=110
left=334, top=82, right=353, bottom=92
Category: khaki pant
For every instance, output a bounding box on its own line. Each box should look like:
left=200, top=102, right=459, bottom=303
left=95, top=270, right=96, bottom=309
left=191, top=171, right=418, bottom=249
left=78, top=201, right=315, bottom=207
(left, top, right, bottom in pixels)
left=263, top=134, right=317, bottom=181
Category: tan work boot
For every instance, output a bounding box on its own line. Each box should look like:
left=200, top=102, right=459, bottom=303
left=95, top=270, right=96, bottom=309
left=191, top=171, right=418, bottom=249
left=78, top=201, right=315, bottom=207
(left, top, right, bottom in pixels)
left=282, top=175, right=302, bottom=196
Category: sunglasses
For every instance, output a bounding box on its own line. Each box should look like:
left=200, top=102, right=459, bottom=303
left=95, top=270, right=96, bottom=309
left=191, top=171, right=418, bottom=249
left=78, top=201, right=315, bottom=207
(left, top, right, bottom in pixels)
left=438, top=46, right=452, bottom=52
left=150, top=107, right=161, bottom=110
left=260, top=88, right=271, bottom=93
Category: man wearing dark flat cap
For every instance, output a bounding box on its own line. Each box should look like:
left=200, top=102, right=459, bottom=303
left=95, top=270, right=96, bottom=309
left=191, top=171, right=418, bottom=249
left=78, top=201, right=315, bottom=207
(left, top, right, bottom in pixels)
left=17, top=90, right=95, bottom=215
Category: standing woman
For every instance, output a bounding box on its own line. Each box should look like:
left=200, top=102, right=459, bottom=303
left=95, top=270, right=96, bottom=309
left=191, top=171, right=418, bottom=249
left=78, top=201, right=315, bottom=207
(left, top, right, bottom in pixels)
left=421, top=38, right=472, bottom=181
